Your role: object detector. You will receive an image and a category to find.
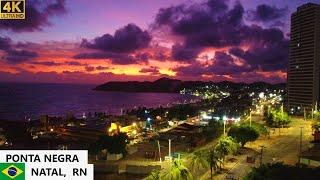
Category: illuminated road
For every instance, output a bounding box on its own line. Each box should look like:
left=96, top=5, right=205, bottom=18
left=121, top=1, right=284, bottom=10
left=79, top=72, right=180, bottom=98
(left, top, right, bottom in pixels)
left=200, top=117, right=313, bottom=180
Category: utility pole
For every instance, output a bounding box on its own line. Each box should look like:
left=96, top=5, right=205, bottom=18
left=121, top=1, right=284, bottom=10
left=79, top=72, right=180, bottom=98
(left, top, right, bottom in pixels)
left=157, top=140, right=162, bottom=162
left=223, top=111, right=227, bottom=136
left=168, top=139, right=172, bottom=160
left=259, top=145, right=266, bottom=166
left=304, top=108, right=306, bottom=121
left=250, top=110, right=252, bottom=127
left=298, top=127, right=303, bottom=164
left=281, top=103, right=284, bottom=120
left=315, top=102, right=318, bottom=120
left=223, top=119, right=226, bottom=136
left=312, top=108, right=314, bottom=121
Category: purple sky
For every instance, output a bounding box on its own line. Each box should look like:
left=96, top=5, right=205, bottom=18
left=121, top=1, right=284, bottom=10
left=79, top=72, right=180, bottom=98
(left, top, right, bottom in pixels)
left=0, top=0, right=319, bottom=84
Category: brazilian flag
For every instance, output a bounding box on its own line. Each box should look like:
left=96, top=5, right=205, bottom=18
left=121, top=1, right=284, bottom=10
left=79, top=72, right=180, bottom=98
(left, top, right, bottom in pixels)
left=0, top=163, right=25, bottom=180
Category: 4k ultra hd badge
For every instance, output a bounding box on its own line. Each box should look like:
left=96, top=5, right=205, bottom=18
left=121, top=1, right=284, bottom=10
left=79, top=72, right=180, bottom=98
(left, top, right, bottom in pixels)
left=0, top=163, right=25, bottom=180
left=0, top=0, right=25, bottom=19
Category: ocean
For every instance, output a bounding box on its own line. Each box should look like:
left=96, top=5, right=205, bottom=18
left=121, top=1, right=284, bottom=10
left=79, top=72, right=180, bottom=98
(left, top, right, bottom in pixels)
left=0, top=82, right=198, bottom=121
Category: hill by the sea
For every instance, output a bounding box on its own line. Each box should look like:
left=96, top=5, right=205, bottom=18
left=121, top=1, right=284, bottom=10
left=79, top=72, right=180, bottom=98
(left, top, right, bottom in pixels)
left=94, top=78, right=285, bottom=93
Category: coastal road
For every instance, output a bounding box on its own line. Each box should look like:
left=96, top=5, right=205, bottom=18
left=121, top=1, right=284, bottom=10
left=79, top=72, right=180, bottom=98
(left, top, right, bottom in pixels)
left=199, top=117, right=313, bottom=180
left=224, top=117, right=312, bottom=179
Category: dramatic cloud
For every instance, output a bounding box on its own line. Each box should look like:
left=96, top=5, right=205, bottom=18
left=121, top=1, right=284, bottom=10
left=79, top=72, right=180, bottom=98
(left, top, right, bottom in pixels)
left=0, top=36, right=39, bottom=64
left=135, top=52, right=151, bottom=62
left=153, top=0, right=246, bottom=61
left=208, top=51, right=252, bottom=75
left=171, top=44, right=200, bottom=62
left=29, top=61, right=62, bottom=66
left=139, top=66, right=160, bottom=75
left=229, top=26, right=289, bottom=71
left=0, top=36, right=11, bottom=50
left=4, top=49, right=38, bottom=64
left=81, top=24, right=151, bottom=53
left=73, top=52, right=147, bottom=65
left=173, top=62, right=206, bottom=77
left=154, top=52, right=169, bottom=61
left=0, top=0, right=67, bottom=32
left=154, top=1, right=244, bottom=46
left=65, top=61, right=86, bottom=66
left=0, top=0, right=291, bottom=83
left=46, top=0, right=67, bottom=15
left=96, top=66, right=109, bottom=71
left=75, top=24, right=151, bottom=65
left=247, top=4, right=288, bottom=22
left=85, top=66, right=95, bottom=72
left=154, top=0, right=289, bottom=76
left=207, top=0, right=229, bottom=13
left=174, top=51, right=252, bottom=77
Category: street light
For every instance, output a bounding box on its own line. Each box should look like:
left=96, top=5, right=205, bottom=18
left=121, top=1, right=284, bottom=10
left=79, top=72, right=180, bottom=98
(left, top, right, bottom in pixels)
left=223, top=116, right=227, bottom=136
left=168, top=139, right=172, bottom=160
left=249, top=110, right=252, bottom=127
left=298, top=127, right=303, bottom=164
left=157, top=140, right=162, bottom=162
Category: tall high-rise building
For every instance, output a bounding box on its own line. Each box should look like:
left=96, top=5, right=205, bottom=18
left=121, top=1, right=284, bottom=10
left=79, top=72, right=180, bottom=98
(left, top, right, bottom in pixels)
left=288, top=3, right=320, bottom=113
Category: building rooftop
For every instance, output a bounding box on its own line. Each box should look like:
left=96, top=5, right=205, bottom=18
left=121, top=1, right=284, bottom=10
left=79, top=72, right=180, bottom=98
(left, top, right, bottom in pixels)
left=297, top=3, right=320, bottom=11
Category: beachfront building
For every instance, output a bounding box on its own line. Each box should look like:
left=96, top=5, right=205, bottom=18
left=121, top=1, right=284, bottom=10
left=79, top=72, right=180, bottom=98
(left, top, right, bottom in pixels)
left=287, top=3, right=320, bottom=113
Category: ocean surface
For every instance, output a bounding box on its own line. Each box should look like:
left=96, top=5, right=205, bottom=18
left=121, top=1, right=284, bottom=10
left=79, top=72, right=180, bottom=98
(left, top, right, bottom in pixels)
left=0, top=83, right=198, bottom=121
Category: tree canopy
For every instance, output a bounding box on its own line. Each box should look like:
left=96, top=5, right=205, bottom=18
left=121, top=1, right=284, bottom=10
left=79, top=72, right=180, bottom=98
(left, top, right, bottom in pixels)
left=228, top=125, right=260, bottom=147
left=89, top=133, right=128, bottom=155
left=265, top=109, right=291, bottom=128
left=145, top=160, right=193, bottom=180
left=214, top=136, right=238, bottom=159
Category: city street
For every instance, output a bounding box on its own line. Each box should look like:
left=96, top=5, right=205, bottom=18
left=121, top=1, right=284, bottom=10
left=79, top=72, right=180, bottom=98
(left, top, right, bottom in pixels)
left=200, top=116, right=313, bottom=180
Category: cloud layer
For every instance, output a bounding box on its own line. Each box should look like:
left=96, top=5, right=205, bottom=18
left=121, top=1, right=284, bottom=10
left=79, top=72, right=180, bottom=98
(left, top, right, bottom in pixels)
left=153, top=0, right=288, bottom=78
left=0, top=0, right=293, bottom=83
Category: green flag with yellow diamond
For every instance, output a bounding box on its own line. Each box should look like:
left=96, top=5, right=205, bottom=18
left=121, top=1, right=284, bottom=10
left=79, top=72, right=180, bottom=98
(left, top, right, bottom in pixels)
left=0, top=163, right=25, bottom=180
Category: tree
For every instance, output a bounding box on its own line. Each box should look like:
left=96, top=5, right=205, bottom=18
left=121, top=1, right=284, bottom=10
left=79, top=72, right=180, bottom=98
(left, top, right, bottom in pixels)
left=214, top=136, right=238, bottom=168
left=188, top=150, right=209, bottom=172
left=242, top=122, right=268, bottom=137
left=207, top=148, right=221, bottom=179
left=228, top=125, right=260, bottom=147
left=163, top=160, right=193, bottom=180
left=4, top=123, right=33, bottom=145
left=203, top=120, right=223, bottom=140
left=265, top=113, right=274, bottom=127
left=244, top=162, right=320, bottom=180
left=88, top=141, right=102, bottom=160
left=266, top=109, right=291, bottom=128
left=107, top=133, right=128, bottom=155
left=89, top=133, right=129, bottom=157
left=188, top=148, right=221, bottom=179
left=167, top=104, right=198, bottom=120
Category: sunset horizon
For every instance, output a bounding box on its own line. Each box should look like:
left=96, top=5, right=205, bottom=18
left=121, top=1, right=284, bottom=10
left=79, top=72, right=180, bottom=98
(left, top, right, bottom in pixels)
left=1, top=0, right=317, bottom=84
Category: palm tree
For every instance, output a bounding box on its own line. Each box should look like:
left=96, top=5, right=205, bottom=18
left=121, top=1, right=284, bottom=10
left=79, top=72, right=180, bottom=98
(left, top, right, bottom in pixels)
left=163, top=159, right=193, bottom=180
left=207, top=148, right=221, bottom=179
left=187, top=148, right=221, bottom=179
left=188, top=150, right=209, bottom=173
left=214, top=136, right=238, bottom=169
